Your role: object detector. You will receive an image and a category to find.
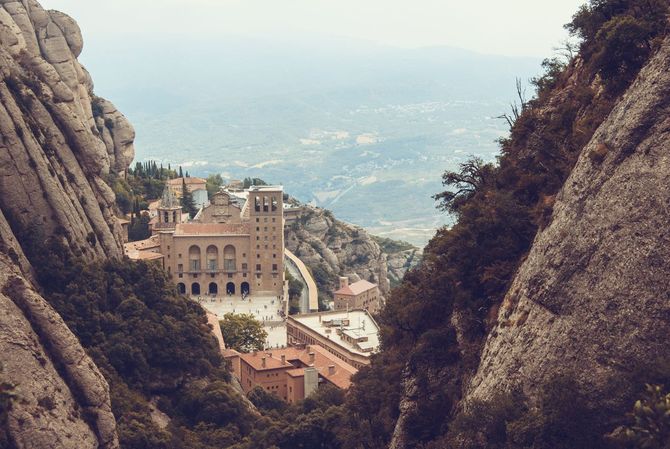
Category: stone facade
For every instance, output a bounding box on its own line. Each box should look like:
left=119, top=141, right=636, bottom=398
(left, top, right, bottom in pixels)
left=151, top=186, right=285, bottom=297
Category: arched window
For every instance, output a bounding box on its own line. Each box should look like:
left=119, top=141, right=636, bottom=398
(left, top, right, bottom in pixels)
left=241, top=282, right=250, bottom=295
left=271, top=196, right=278, bottom=212
left=224, top=245, right=236, bottom=272
left=208, top=282, right=218, bottom=295
left=263, top=196, right=269, bottom=212
left=206, top=245, right=219, bottom=271
left=226, top=282, right=236, bottom=295
left=191, top=283, right=201, bottom=295
left=189, top=245, right=201, bottom=271
left=177, top=283, right=186, bottom=295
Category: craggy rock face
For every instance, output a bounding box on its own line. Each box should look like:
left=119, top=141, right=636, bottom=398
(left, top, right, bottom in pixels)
left=0, top=254, right=119, bottom=449
left=0, top=1, right=135, bottom=447
left=0, top=0, right=134, bottom=260
left=465, top=35, right=670, bottom=423
left=285, top=207, right=392, bottom=299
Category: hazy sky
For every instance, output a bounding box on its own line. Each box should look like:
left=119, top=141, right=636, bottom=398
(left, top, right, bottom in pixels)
left=40, top=0, right=586, bottom=57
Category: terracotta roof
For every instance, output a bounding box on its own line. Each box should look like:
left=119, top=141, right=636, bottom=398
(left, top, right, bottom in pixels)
left=240, top=352, right=293, bottom=371
left=124, top=235, right=160, bottom=252
left=223, top=348, right=241, bottom=359
left=238, top=345, right=357, bottom=389
left=167, top=177, right=207, bottom=186
left=126, top=250, right=164, bottom=261
left=175, top=223, right=250, bottom=235
left=286, top=368, right=305, bottom=378
left=334, top=279, right=377, bottom=296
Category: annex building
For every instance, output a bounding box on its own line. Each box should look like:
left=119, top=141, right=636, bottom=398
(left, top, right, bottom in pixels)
left=225, top=344, right=357, bottom=403
left=333, top=277, right=380, bottom=314
left=287, top=310, right=380, bottom=369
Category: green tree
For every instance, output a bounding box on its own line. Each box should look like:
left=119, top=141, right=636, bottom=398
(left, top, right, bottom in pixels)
left=0, top=363, right=17, bottom=448
left=181, top=178, right=198, bottom=219
left=206, top=174, right=224, bottom=197
left=128, top=212, right=151, bottom=242
left=219, top=313, right=267, bottom=353
left=615, top=384, right=670, bottom=449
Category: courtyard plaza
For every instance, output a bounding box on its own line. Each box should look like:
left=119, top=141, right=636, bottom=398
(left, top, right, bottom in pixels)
left=192, top=293, right=288, bottom=348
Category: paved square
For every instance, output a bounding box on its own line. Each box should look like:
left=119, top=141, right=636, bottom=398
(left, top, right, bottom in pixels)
left=192, top=295, right=287, bottom=348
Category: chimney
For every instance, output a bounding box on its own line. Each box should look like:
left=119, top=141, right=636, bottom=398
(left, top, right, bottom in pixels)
left=328, top=365, right=335, bottom=375
left=281, top=355, right=286, bottom=365
left=261, top=357, right=266, bottom=368
left=339, top=276, right=349, bottom=290
left=309, top=352, right=315, bottom=363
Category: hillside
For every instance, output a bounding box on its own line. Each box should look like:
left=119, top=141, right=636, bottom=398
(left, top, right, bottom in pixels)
left=339, top=2, right=670, bottom=448
left=285, top=204, right=421, bottom=306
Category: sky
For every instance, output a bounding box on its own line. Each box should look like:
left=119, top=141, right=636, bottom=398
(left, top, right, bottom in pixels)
left=40, top=0, right=586, bottom=58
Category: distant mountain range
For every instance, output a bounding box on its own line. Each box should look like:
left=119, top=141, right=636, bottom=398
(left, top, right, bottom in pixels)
left=83, top=35, right=542, bottom=245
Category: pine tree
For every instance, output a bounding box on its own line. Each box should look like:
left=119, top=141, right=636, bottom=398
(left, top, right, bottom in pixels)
left=180, top=178, right=197, bottom=219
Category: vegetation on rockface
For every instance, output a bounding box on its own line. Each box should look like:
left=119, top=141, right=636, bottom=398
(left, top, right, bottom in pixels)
left=335, top=1, right=670, bottom=448
left=286, top=269, right=304, bottom=315
left=219, top=313, right=268, bottom=353
left=613, top=384, right=670, bottom=449
left=19, top=229, right=351, bottom=448
left=127, top=160, right=179, bottom=201
left=0, top=363, right=16, bottom=449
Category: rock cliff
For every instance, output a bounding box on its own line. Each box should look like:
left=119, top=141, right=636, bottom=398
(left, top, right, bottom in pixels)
left=463, top=34, right=670, bottom=421
left=285, top=205, right=421, bottom=302
left=0, top=1, right=133, bottom=447
left=0, top=0, right=134, bottom=260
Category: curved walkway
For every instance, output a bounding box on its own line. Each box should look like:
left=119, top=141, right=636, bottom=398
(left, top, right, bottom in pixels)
left=284, top=249, right=319, bottom=312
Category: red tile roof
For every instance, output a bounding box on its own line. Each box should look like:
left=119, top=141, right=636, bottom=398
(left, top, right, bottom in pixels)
left=238, top=345, right=357, bottom=389
left=124, top=235, right=160, bottom=251
left=334, top=279, right=377, bottom=296
left=167, top=177, right=207, bottom=186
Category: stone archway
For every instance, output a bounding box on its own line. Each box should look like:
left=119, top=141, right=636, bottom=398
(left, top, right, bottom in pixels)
left=208, top=282, right=218, bottom=295
left=177, top=283, right=186, bottom=295
left=241, top=282, right=250, bottom=295
left=226, top=282, right=236, bottom=295
left=191, top=282, right=201, bottom=295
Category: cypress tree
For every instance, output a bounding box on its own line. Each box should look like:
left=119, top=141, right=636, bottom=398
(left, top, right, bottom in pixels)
left=180, top=178, right=197, bottom=219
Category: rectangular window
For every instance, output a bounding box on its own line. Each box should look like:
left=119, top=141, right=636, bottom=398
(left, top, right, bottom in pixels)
left=178, top=264, right=183, bottom=272
left=272, top=264, right=278, bottom=271
left=190, top=260, right=200, bottom=271
left=242, top=263, right=248, bottom=271
left=256, top=264, right=261, bottom=271
left=207, top=259, right=217, bottom=271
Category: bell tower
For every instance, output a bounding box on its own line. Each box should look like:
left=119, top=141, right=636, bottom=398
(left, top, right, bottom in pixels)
left=156, top=186, right=182, bottom=231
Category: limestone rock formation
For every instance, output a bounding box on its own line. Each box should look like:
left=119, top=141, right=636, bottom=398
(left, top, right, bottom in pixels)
left=0, top=0, right=134, bottom=261
left=464, top=34, right=670, bottom=424
left=0, top=1, right=133, bottom=447
left=286, top=206, right=395, bottom=300
left=0, top=254, right=118, bottom=449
